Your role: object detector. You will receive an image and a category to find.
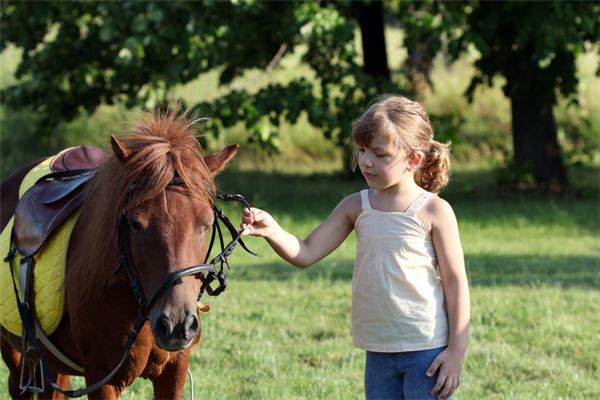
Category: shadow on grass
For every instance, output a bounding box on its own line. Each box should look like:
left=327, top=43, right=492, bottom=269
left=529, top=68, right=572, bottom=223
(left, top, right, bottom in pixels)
left=217, top=169, right=600, bottom=234
left=466, top=254, right=600, bottom=289
left=216, top=170, right=364, bottom=218
left=232, top=254, right=600, bottom=290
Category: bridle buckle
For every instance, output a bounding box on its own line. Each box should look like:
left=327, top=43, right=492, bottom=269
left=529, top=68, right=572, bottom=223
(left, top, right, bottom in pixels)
left=202, top=270, right=228, bottom=297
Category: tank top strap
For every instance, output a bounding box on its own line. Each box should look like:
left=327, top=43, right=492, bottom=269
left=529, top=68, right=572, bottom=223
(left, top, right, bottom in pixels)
left=405, top=192, right=433, bottom=215
left=360, top=189, right=372, bottom=210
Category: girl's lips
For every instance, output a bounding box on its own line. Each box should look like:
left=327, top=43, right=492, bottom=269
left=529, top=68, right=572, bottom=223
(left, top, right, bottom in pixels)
left=363, top=172, right=376, bottom=179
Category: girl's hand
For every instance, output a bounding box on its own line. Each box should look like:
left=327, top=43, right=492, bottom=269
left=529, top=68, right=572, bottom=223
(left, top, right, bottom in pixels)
left=426, top=347, right=464, bottom=399
left=241, top=207, right=278, bottom=238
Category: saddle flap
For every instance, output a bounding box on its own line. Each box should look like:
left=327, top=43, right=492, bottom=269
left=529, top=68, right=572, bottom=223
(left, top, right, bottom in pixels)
left=10, top=146, right=104, bottom=258
left=39, top=174, right=92, bottom=205
left=13, top=186, right=85, bottom=258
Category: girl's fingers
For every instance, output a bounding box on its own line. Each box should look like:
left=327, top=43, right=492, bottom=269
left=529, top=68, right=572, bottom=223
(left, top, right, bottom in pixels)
left=431, top=373, right=446, bottom=397
left=243, top=207, right=267, bottom=222
left=438, top=376, right=457, bottom=399
left=426, top=356, right=442, bottom=378
left=240, top=207, right=271, bottom=237
left=241, top=224, right=254, bottom=236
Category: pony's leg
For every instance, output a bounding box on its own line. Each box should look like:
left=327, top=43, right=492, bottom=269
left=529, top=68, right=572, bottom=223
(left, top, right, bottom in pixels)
left=150, top=352, right=190, bottom=400
left=1, top=337, right=71, bottom=400
left=82, top=369, right=123, bottom=400
left=38, top=374, right=70, bottom=400
left=83, top=379, right=121, bottom=400
left=1, top=336, right=28, bottom=399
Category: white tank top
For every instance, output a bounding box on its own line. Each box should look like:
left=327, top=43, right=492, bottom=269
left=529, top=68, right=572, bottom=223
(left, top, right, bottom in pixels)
left=352, top=189, right=448, bottom=352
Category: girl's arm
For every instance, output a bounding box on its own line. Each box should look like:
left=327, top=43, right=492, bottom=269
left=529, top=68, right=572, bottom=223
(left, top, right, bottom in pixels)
left=425, top=197, right=470, bottom=399
left=241, top=194, right=359, bottom=268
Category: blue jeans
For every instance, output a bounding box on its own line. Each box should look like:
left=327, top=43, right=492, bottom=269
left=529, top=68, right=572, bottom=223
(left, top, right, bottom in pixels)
left=364, top=347, right=451, bottom=400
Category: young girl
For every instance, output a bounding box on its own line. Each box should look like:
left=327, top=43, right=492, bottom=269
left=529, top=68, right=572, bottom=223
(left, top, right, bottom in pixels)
left=241, top=95, right=470, bottom=400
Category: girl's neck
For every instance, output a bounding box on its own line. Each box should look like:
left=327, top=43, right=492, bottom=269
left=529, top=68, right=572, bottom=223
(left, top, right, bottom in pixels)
left=374, top=178, right=423, bottom=198
left=369, top=179, right=426, bottom=213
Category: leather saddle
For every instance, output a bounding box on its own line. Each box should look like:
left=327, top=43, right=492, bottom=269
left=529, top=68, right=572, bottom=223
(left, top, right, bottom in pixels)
left=12, top=145, right=106, bottom=257
left=4, top=145, right=105, bottom=390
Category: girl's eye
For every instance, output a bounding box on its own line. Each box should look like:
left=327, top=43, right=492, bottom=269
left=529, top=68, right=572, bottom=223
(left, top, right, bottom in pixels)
left=357, top=148, right=366, bottom=153
left=376, top=153, right=387, bottom=158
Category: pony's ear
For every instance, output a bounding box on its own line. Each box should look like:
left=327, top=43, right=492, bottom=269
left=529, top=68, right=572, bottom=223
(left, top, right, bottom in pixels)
left=203, top=144, right=239, bottom=176
left=110, top=134, right=132, bottom=163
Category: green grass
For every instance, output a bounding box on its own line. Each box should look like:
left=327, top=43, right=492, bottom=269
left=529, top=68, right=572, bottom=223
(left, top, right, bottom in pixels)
left=1, top=166, right=598, bottom=399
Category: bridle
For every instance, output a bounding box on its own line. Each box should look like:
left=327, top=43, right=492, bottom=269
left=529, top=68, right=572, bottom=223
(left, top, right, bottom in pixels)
left=114, top=179, right=257, bottom=315
left=16, top=176, right=257, bottom=398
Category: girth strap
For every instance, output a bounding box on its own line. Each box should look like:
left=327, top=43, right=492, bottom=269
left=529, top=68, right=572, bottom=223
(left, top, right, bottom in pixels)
left=5, top=247, right=47, bottom=394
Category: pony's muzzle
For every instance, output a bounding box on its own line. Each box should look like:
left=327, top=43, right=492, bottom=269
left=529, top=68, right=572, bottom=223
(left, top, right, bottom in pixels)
left=152, top=312, right=199, bottom=351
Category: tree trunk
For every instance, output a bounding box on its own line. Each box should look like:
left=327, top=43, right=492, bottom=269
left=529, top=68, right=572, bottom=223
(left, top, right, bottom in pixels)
left=353, top=1, right=390, bottom=80
left=343, top=1, right=390, bottom=178
left=510, top=91, right=567, bottom=188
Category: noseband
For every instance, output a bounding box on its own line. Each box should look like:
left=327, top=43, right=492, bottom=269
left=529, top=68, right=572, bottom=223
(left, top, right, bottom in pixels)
left=114, top=180, right=257, bottom=316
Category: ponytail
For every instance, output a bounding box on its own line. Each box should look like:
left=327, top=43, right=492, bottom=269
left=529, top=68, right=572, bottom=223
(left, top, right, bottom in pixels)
left=414, top=140, right=451, bottom=193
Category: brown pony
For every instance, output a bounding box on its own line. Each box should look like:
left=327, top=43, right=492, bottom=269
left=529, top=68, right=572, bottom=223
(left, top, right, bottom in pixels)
left=0, top=111, right=239, bottom=399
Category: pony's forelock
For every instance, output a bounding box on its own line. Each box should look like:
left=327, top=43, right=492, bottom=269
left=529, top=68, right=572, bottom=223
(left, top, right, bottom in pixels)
left=122, top=111, right=214, bottom=206
left=72, top=110, right=215, bottom=301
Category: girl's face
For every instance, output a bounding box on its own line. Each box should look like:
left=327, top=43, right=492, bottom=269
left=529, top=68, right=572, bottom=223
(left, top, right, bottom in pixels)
left=357, top=134, right=412, bottom=190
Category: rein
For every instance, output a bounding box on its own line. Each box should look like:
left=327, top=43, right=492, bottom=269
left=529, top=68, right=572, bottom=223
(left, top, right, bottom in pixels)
left=8, top=175, right=256, bottom=397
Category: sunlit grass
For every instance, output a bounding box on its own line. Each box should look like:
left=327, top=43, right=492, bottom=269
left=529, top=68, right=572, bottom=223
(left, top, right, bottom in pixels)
left=0, top=164, right=598, bottom=399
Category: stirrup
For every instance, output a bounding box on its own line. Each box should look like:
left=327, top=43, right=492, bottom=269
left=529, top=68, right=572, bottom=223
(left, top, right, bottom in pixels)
left=19, top=347, right=45, bottom=395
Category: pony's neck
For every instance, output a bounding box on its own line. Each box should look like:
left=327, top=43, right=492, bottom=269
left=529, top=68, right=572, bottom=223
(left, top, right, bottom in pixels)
left=68, top=159, right=130, bottom=301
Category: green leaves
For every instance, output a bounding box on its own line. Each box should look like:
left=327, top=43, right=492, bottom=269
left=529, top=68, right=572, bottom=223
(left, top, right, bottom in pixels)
left=2, top=0, right=386, bottom=159
left=3, top=0, right=596, bottom=182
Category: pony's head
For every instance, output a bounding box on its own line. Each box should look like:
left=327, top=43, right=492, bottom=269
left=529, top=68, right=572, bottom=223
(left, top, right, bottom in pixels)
left=99, top=111, right=237, bottom=351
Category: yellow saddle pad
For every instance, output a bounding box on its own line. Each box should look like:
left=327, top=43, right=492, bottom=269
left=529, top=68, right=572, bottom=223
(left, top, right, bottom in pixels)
left=0, top=157, right=79, bottom=336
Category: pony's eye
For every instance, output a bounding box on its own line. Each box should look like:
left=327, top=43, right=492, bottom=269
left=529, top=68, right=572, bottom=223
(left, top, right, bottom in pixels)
left=201, top=224, right=211, bottom=232
left=127, top=217, right=144, bottom=233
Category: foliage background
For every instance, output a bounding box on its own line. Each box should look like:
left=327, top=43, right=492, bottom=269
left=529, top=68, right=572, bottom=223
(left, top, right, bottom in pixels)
left=2, top=30, right=599, bottom=181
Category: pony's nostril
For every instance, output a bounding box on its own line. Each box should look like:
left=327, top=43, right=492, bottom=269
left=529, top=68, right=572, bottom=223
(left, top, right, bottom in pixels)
left=183, top=314, right=199, bottom=339
left=155, top=315, right=173, bottom=339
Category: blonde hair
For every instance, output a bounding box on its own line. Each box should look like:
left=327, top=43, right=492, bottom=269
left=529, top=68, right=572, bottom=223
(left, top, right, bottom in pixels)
left=351, top=95, right=451, bottom=193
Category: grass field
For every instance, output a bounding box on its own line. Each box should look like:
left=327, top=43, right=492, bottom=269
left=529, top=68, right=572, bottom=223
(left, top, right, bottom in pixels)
left=1, top=163, right=598, bottom=399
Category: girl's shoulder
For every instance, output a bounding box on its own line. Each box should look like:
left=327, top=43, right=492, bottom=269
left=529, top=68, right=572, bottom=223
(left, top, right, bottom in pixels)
left=335, top=192, right=363, bottom=225
left=417, top=194, right=456, bottom=232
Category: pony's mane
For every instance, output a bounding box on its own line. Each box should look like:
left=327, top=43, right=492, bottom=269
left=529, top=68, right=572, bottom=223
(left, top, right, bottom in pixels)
left=70, top=110, right=215, bottom=301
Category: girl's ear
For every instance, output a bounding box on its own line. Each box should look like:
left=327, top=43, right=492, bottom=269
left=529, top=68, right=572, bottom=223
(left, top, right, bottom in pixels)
left=203, top=144, right=239, bottom=176
left=410, top=151, right=425, bottom=168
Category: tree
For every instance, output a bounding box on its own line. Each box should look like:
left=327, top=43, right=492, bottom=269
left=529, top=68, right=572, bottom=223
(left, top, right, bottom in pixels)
left=4, top=1, right=596, bottom=188
left=398, top=1, right=600, bottom=188
left=0, top=1, right=398, bottom=167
